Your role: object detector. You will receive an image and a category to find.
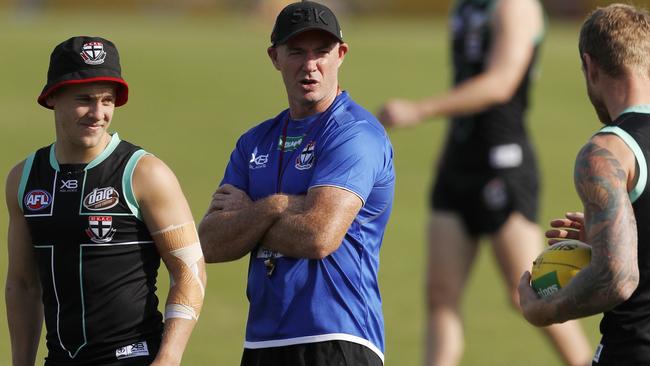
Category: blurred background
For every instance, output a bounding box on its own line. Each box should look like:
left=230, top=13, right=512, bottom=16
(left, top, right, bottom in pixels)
left=0, top=0, right=640, bottom=17
left=1, top=0, right=646, bottom=365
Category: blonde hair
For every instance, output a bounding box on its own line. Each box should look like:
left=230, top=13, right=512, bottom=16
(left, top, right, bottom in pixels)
left=579, top=3, right=650, bottom=77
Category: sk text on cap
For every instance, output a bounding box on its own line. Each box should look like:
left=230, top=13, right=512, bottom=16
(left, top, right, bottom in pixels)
left=271, top=1, right=344, bottom=46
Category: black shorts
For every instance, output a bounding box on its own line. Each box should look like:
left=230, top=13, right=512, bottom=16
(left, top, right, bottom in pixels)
left=44, top=337, right=161, bottom=366
left=431, top=163, right=539, bottom=236
left=592, top=338, right=650, bottom=365
left=241, top=340, right=383, bottom=366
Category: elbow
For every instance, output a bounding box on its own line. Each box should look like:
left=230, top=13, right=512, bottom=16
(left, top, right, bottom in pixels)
left=200, top=241, right=234, bottom=263
left=310, top=246, right=334, bottom=260
left=5, top=278, right=42, bottom=300
left=197, top=221, right=218, bottom=263
left=305, top=234, right=341, bottom=260
left=491, top=85, right=515, bottom=105
left=485, top=74, right=518, bottom=105
left=606, top=267, right=639, bottom=307
left=614, top=273, right=639, bottom=304
left=200, top=245, right=219, bottom=263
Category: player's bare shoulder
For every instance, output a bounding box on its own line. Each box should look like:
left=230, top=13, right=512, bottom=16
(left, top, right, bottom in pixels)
left=132, top=155, right=180, bottom=194
left=579, top=133, right=636, bottom=185
left=5, top=160, right=27, bottom=210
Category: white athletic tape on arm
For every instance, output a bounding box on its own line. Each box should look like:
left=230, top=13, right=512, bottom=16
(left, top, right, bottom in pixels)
left=152, top=222, right=207, bottom=321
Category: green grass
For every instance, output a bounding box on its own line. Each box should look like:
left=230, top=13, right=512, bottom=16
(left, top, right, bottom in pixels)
left=0, top=10, right=602, bottom=365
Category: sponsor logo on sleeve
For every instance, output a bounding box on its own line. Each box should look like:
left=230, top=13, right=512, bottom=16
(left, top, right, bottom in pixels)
left=80, top=42, right=106, bottom=65
left=86, top=216, right=117, bottom=243
left=115, top=341, right=149, bottom=360
left=24, top=190, right=52, bottom=211
left=295, top=141, right=315, bottom=170
left=249, top=147, right=269, bottom=170
left=83, top=187, right=120, bottom=211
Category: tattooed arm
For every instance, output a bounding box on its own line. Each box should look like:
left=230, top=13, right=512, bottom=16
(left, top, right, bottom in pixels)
left=519, top=134, right=639, bottom=326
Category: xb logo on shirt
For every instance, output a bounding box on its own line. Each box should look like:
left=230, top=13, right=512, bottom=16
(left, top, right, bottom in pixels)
left=60, top=179, right=78, bottom=192
left=249, top=147, right=269, bottom=170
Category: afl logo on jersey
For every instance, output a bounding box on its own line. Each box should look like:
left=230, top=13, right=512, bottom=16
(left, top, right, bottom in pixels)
left=24, top=190, right=52, bottom=211
left=295, top=141, right=315, bottom=170
left=83, top=187, right=120, bottom=211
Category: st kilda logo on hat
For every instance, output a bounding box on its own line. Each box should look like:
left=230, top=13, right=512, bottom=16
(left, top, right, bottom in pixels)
left=37, top=36, right=129, bottom=109
left=80, top=42, right=106, bottom=65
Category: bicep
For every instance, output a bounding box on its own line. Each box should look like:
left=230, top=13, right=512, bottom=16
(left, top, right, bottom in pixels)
left=6, top=164, right=40, bottom=284
left=574, top=139, right=637, bottom=265
left=305, top=186, right=362, bottom=231
left=133, top=155, right=194, bottom=233
left=310, top=124, right=390, bottom=203
left=485, top=0, right=541, bottom=88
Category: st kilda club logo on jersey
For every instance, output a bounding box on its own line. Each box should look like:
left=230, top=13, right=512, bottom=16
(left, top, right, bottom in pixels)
left=83, top=187, right=120, bottom=211
left=295, top=141, right=316, bottom=170
left=86, top=216, right=117, bottom=243
left=80, top=42, right=106, bottom=65
left=24, top=190, right=53, bottom=211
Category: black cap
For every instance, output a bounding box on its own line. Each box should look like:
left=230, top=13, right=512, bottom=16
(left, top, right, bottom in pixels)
left=271, top=1, right=343, bottom=46
left=38, top=36, right=128, bottom=109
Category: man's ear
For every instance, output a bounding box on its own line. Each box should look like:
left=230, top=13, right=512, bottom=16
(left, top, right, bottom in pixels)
left=268, top=46, right=281, bottom=71
left=337, top=42, right=349, bottom=67
left=583, top=53, right=599, bottom=84
left=45, top=93, right=57, bottom=109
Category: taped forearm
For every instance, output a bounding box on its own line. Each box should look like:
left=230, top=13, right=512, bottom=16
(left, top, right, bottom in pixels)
left=152, top=222, right=207, bottom=321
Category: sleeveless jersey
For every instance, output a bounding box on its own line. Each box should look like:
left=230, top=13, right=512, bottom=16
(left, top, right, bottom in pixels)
left=19, top=133, right=163, bottom=365
left=441, top=0, right=542, bottom=171
left=595, top=107, right=650, bottom=359
left=222, top=91, right=395, bottom=362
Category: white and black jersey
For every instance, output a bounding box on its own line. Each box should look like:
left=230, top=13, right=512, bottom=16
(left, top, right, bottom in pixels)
left=19, top=133, right=162, bottom=365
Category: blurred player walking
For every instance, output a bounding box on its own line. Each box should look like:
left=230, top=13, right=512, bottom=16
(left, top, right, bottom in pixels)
left=379, top=0, right=592, bottom=365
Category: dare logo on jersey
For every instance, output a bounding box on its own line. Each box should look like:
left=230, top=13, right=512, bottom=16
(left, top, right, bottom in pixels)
left=24, top=190, right=52, bottom=211
left=83, top=187, right=120, bottom=211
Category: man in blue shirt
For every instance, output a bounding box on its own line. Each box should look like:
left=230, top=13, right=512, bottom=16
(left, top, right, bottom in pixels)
left=198, top=2, right=395, bottom=365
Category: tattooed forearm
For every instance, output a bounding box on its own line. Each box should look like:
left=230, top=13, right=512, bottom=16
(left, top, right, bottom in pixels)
left=553, top=141, right=639, bottom=321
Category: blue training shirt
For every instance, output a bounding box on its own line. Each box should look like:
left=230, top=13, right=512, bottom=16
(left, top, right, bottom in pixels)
left=221, top=91, right=395, bottom=361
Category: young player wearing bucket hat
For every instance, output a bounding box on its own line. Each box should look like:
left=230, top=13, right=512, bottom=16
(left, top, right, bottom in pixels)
left=6, top=36, right=207, bottom=366
left=199, top=2, right=394, bottom=365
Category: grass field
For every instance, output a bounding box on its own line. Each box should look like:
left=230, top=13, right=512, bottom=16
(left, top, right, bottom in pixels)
left=0, top=9, right=603, bottom=365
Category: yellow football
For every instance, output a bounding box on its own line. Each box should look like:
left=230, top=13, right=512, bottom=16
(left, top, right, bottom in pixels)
left=531, top=240, right=591, bottom=298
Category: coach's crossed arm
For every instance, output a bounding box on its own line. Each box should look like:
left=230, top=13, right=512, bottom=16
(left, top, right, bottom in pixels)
left=260, top=186, right=362, bottom=259
left=198, top=184, right=304, bottom=262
